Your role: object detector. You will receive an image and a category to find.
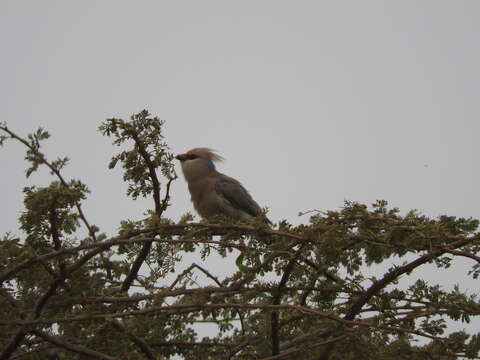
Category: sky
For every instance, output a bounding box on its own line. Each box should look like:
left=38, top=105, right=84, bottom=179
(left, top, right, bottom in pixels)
left=1, top=0, right=479, bottom=338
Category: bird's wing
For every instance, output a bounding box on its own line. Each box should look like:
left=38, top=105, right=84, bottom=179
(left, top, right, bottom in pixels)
left=214, top=176, right=262, bottom=218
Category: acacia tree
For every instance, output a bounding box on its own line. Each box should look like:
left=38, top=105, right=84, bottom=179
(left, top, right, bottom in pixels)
left=1, top=111, right=480, bottom=360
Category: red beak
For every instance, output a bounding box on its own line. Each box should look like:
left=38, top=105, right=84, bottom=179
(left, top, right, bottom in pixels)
left=175, top=154, right=188, bottom=161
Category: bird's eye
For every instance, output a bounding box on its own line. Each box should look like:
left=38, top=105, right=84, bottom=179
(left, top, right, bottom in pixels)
left=187, top=154, right=199, bottom=160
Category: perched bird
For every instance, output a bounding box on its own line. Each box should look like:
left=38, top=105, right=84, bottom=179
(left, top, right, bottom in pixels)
left=175, top=148, right=268, bottom=222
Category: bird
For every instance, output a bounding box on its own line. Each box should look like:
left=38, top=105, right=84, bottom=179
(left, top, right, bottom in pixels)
left=175, top=148, right=269, bottom=223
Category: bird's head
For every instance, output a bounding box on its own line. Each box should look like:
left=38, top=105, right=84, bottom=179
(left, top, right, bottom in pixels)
left=175, top=148, right=224, bottom=182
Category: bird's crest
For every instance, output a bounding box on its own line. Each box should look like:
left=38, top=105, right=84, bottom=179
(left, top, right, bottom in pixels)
left=187, top=148, right=224, bottom=163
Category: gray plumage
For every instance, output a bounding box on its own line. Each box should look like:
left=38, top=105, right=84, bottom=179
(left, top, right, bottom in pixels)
left=175, top=148, right=266, bottom=222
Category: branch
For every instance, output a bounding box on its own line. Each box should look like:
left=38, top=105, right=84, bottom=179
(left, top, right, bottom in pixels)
left=258, top=335, right=347, bottom=360
left=48, top=207, right=67, bottom=278
left=128, top=129, right=162, bottom=215
left=0, top=302, right=450, bottom=341
left=271, top=244, right=306, bottom=355
left=345, top=235, right=477, bottom=321
left=169, top=263, right=222, bottom=290
left=119, top=127, right=165, bottom=293
left=160, top=176, right=176, bottom=213
left=110, top=320, right=156, bottom=360
left=0, top=330, right=27, bottom=360
left=34, top=278, right=64, bottom=318
left=0, top=125, right=97, bottom=240
left=120, top=240, right=152, bottom=293
left=174, top=263, right=248, bottom=335
left=9, top=345, right=53, bottom=360
left=316, top=235, right=479, bottom=360
left=442, top=248, right=480, bottom=263
left=0, top=278, right=64, bottom=360
left=383, top=310, right=450, bottom=326
left=151, top=341, right=232, bottom=347
left=31, top=330, right=118, bottom=360
left=1, top=231, right=246, bottom=284
left=279, top=329, right=332, bottom=351
left=16, top=286, right=326, bottom=315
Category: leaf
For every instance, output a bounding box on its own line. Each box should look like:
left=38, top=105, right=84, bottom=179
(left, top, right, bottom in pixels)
left=236, top=253, right=249, bottom=273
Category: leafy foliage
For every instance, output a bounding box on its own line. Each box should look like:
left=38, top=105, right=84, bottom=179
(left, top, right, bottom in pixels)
left=1, top=113, right=480, bottom=359
left=99, top=110, right=176, bottom=202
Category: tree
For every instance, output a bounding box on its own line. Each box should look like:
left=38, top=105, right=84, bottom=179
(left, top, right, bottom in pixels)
left=1, top=111, right=479, bottom=360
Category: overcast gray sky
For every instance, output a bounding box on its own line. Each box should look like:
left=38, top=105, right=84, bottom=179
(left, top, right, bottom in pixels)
left=3, top=1, right=479, bottom=231
left=2, top=2, right=479, bottom=335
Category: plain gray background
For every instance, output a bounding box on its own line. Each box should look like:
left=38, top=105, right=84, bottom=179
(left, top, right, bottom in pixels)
left=2, top=0, right=479, bottom=338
